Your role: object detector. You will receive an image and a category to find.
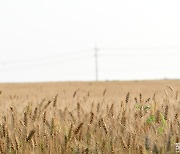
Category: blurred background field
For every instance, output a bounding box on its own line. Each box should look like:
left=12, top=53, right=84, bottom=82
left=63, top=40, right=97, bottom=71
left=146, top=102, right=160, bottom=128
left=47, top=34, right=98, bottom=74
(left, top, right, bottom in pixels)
left=1, top=80, right=180, bottom=100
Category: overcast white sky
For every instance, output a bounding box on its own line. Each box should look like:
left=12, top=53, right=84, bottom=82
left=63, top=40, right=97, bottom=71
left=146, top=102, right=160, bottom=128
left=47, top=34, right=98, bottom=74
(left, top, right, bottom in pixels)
left=0, top=0, right=180, bottom=82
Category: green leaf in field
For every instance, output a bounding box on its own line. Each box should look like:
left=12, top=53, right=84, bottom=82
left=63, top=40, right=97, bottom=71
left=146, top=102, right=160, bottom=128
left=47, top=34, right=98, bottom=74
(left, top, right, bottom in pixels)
left=146, top=115, right=155, bottom=124
left=135, top=104, right=142, bottom=109
left=144, top=106, right=151, bottom=110
left=160, top=113, right=166, bottom=126
left=158, top=127, right=164, bottom=135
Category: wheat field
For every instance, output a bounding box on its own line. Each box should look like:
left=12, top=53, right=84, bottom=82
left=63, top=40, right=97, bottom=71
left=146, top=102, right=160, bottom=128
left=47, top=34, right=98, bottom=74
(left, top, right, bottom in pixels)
left=0, top=80, right=179, bottom=153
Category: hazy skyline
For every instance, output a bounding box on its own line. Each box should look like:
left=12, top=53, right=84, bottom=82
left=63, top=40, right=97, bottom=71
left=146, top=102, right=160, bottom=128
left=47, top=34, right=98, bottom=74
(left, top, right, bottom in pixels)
left=0, top=0, right=180, bottom=82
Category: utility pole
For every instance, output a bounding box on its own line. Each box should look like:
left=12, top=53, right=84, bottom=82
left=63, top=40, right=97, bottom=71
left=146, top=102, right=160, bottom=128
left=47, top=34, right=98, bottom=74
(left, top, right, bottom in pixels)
left=95, top=43, right=98, bottom=81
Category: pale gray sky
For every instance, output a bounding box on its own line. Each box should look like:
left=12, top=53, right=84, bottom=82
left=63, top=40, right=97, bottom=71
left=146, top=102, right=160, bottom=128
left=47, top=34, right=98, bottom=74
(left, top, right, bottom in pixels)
left=0, top=0, right=180, bottom=82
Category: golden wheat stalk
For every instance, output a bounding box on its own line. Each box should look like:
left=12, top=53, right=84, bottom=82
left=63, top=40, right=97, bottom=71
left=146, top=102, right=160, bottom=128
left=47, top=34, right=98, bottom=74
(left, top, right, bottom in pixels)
left=26, top=130, right=35, bottom=142
left=53, top=94, right=58, bottom=107
left=74, top=123, right=83, bottom=135
left=44, top=100, right=52, bottom=110
left=73, top=89, right=79, bottom=98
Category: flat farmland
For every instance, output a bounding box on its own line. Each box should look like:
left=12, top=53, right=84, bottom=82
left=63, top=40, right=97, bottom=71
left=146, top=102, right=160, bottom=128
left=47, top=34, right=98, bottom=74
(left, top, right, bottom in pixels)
left=0, top=80, right=179, bottom=153
left=1, top=80, right=180, bottom=100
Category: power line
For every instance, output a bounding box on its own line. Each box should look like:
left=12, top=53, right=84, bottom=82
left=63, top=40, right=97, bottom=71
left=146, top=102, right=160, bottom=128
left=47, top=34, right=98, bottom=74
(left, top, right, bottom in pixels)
left=100, top=46, right=180, bottom=51
left=1, top=46, right=179, bottom=66
left=0, top=53, right=92, bottom=72
left=1, top=49, right=93, bottom=66
left=1, top=46, right=180, bottom=81
left=99, top=52, right=180, bottom=57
